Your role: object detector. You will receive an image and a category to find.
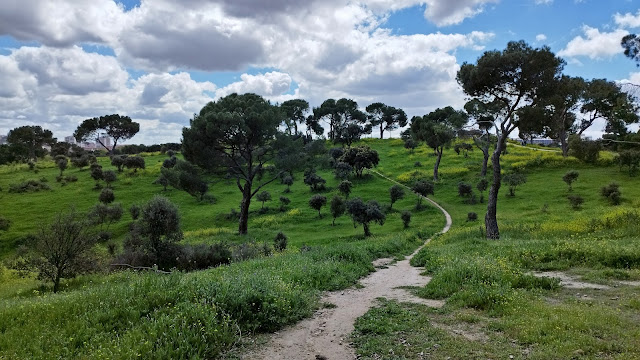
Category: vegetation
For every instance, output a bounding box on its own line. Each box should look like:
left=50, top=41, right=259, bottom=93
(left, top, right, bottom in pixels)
left=74, top=114, right=140, bottom=154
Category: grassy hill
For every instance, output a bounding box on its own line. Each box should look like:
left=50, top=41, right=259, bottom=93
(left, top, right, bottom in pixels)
left=1, top=138, right=639, bottom=359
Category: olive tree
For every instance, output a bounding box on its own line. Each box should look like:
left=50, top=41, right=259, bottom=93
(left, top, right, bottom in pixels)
left=345, top=198, right=386, bottom=236
left=330, top=195, right=346, bottom=226
left=389, top=185, right=405, bottom=209
left=457, top=40, right=564, bottom=239
left=309, top=194, right=327, bottom=218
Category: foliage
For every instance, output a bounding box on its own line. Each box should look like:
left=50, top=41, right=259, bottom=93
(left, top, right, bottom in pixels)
left=279, top=196, right=291, bottom=212
left=313, top=98, right=367, bottom=144
left=345, top=198, right=386, bottom=236
left=160, top=159, right=209, bottom=201
left=601, top=182, right=622, bottom=205
left=102, top=169, right=117, bottom=187
left=129, top=204, right=141, bottom=220
left=411, top=180, right=434, bottom=207
left=99, top=188, right=115, bottom=204
left=123, top=156, right=145, bottom=172
left=274, top=232, right=288, bottom=252
left=0, top=215, right=11, bottom=231
left=562, top=170, right=579, bottom=191
left=365, top=102, right=408, bottom=139
left=467, top=212, right=478, bottom=221
left=617, top=150, right=640, bottom=176
left=567, top=194, right=584, bottom=210
left=340, top=145, right=379, bottom=177
left=457, top=182, right=473, bottom=198
left=282, top=174, right=294, bottom=192
left=503, top=173, right=527, bottom=197
left=74, top=114, right=140, bottom=153
left=568, top=135, right=601, bottom=164
left=8, top=179, right=50, bottom=193
left=280, top=99, right=310, bottom=136
left=401, top=210, right=411, bottom=228
left=338, top=180, right=353, bottom=199
left=477, top=177, right=488, bottom=202
left=110, top=155, right=127, bottom=172
left=256, top=191, right=272, bottom=209
left=330, top=195, right=346, bottom=226
left=7, top=125, right=55, bottom=161
left=309, top=194, right=328, bottom=218
left=88, top=203, right=123, bottom=230
left=334, top=161, right=353, bottom=180
left=389, top=184, right=405, bottom=209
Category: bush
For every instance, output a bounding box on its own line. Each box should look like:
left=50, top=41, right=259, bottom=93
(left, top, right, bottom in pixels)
left=569, top=135, right=601, bottom=164
left=279, top=196, right=291, bottom=212
left=617, top=150, right=640, bottom=176
left=401, top=211, right=411, bottom=228
left=0, top=215, right=10, bottom=231
left=129, top=204, right=141, bottom=220
left=282, top=175, right=293, bottom=192
left=457, top=182, right=473, bottom=198
left=257, top=191, right=272, bottom=209
left=303, top=168, right=326, bottom=192
left=503, top=173, right=527, bottom=197
left=412, top=180, right=434, bottom=208
left=414, top=161, right=421, bottom=167
left=562, top=170, right=579, bottom=191
left=99, top=188, right=115, bottom=204
left=124, top=156, right=146, bottom=172
left=567, top=194, right=584, bottom=210
left=103, top=170, right=117, bottom=187
left=389, top=185, right=405, bottom=209
left=338, top=180, right=353, bottom=199
left=177, top=243, right=231, bottom=271
left=601, top=182, right=622, bottom=205
left=8, top=179, right=51, bottom=193
left=330, top=195, right=346, bottom=226
left=467, top=212, right=478, bottom=221
left=274, top=232, right=288, bottom=252
left=334, top=162, right=353, bottom=180
left=309, top=194, right=328, bottom=218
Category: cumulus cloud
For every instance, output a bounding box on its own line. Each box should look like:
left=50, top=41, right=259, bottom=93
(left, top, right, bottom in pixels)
left=423, top=0, right=499, bottom=27
left=558, top=26, right=628, bottom=60
left=536, top=34, right=547, bottom=42
left=534, top=0, right=553, bottom=4
left=614, top=11, right=640, bottom=28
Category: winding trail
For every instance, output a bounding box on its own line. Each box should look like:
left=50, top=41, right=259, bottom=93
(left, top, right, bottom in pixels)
left=242, top=170, right=452, bottom=360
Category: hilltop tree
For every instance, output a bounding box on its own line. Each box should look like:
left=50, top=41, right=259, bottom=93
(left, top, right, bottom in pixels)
left=7, top=125, right=55, bottom=161
left=182, top=93, right=302, bottom=234
left=365, top=102, right=408, bottom=139
left=410, top=107, right=468, bottom=181
left=579, top=79, right=638, bottom=136
left=313, top=98, right=368, bottom=144
left=541, top=76, right=586, bottom=156
left=621, top=34, right=640, bottom=65
left=281, top=99, right=309, bottom=135
left=74, top=114, right=139, bottom=154
left=457, top=40, right=564, bottom=239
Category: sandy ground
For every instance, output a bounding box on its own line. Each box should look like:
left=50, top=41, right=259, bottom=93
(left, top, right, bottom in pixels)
left=242, top=172, right=452, bottom=360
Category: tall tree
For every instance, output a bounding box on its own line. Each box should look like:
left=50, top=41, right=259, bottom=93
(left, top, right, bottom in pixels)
left=621, top=34, right=640, bottom=65
left=579, top=79, right=638, bottom=135
left=281, top=99, right=309, bottom=135
left=74, top=114, right=139, bottom=154
left=313, top=98, right=367, bottom=143
left=7, top=125, right=55, bottom=161
left=542, top=76, right=586, bottom=156
left=182, top=93, right=301, bottom=234
left=410, top=107, right=468, bottom=181
left=365, top=102, right=408, bottom=139
left=457, top=40, right=564, bottom=239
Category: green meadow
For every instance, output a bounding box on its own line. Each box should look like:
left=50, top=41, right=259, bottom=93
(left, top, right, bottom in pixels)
left=1, top=138, right=639, bottom=359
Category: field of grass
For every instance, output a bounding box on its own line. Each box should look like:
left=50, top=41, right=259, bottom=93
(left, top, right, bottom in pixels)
left=1, top=138, right=639, bottom=359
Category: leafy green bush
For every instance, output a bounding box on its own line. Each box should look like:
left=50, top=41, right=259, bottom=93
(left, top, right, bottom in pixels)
left=8, top=179, right=51, bottom=193
left=601, top=182, right=622, bottom=205
left=274, top=232, right=288, bottom=252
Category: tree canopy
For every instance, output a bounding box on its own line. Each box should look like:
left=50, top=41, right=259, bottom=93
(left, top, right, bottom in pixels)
left=74, top=114, right=139, bottom=154
left=280, top=99, right=310, bottom=136
left=365, top=102, right=408, bottom=139
left=7, top=125, right=55, bottom=161
left=313, top=98, right=368, bottom=144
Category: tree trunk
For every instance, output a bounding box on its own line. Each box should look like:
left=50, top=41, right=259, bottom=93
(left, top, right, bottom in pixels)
left=380, top=124, right=384, bottom=139
left=363, top=222, right=371, bottom=237
left=238, top=184, right=252, bottom=234
left=560, top=132, right=569, bottom=157
left=481, top=148, right=489, bottom=177
left=433, top=148, right=443, bottom=181
left=485, top=138, right=504, bottom=240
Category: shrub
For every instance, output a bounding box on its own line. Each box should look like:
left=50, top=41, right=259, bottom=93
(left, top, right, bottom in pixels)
left=0, top=215, right=10, bottom=231
left=124, top=156, right=146, bottom=172
left=88, top=203, right=123, bottom=230
left=340, top=145, right=379, bottom=177
left=279, top=196, right=291, bottom=212
left=282, top=175, right=293, bottom=192
left=567, top=194, right=584, bottom=210
left=110, top=155, right=127, bottom=172
left=330, top=195, right=346, bottom=226
left=129, top=204, right=141, bottom=220
left=617, top=150, right=640, bottom=176
left=177, top=243, right=231, bottom=271
left=562, top=170, right=579, bottom=191
left=476, top=178, right=488, bottom=203
left=257, top=191, right=272, bottom=209
left=8, top=179, right=51, bottom=193
left=414, top=161, right=421, bottom=167
left=309, top=194, right=328, bottom=218
left=99, top=188, right=115, bottom=204
left=401, top=211, right=411, bottom=228
left=338, top=180, right=353, bottom=199
left=334, top=162, right=353, bottom=180
left=274, top=232, right=288, bottom=252
left=457, top=182, right=473, bottom=198
left=303, top=168, right=326, bottom=192
left=601, top=182, right=622, bottom=205
left=503, top=173, right=527, bottom=197
left=389, top=185, right=405, bottom=210
left=103, top=170, right=117, bottom=187
left=55, top=156, right=68, bottom=176
left=412, top=180, right=434, bottom=208
left=569, top=135, right=601, bottom=164
left=467, top=212, right=478, bottom=221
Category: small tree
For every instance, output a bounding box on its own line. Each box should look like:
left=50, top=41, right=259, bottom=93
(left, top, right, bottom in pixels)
left=412, top=180, right=434, bottom=208
left=124, top=156, right=145, bottom=173
left=103, top=170, right=117, bottom=188
left=55, top=155, right=68, bottom=177
left=304, top=168, right=326, bottom=192
left=28, top=209, right=95, bottom=292
left=279, top=196, right=291, bottom=212
left=129, top=204, right=141, bottom=220
left=338, top=180, right=353, bottom=199
left=503, top=173, right=527, bottom=197
left=601, top=182, right=622, bottom=205
left=274, top=232, right=288, bottom=252
left=562, top=170, right=579, bottom=191
left=334, top=162, right=353, bottom=180
left=88, top=203, right=123, bottom=231
left=137, top=196, right=183, bottom=261
left=282, top=175, right=294, bottom=193
left=99, top=188, right=115, bottom=204
left=309, top=194, right=327, bottom=218
left=90, top=163, right=103, bottom=188
left=330, top=195, right=346, bottom=226
left=389, top=185, right=405, bottom=210
left=476, top=178, right=488, bottom=203
left=346, top=198, right=386, bottom=236
left=458, top=182, right=473, bottom=198
left=401, top=210, right=411, bottom=229
left=257, top=191, right=272, bottom=209
left=110, top=155, right=127, bottom=172
left=617, top=150, right=640, bottom=176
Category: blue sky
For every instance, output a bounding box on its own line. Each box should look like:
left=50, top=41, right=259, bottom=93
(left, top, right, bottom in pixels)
left=0, top=0, right=638, bottom=143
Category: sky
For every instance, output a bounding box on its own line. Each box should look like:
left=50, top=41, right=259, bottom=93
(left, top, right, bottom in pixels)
left=1, top=0, right=640, bottom=144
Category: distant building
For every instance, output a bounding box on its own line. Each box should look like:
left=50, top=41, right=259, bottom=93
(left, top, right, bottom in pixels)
left=0, top=135, right=6, bottom=145
left=64, top=136, right=76, bottom=144
left=97, top=134, right=111, bottom=148
left=531, top=138, right=555, bottom=146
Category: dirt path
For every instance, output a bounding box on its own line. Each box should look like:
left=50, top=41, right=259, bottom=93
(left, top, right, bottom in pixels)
left=242, top=171, right=452, bottom=360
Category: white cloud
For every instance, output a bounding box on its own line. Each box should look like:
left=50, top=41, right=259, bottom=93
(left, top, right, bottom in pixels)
left=423, top=0, right=499, bottom=27
left=558, top=26, right=628, bottom=60
left=614, top=11, right=640, bottom=28
left=535, top=0, right=553, bottom=5
left=215, top=72, right=292, bottom=99
left=536, top=34, right=547, bottom=42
